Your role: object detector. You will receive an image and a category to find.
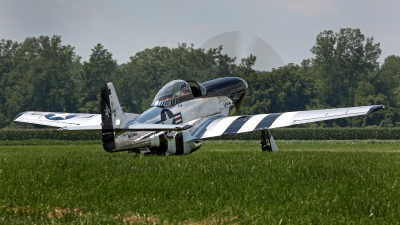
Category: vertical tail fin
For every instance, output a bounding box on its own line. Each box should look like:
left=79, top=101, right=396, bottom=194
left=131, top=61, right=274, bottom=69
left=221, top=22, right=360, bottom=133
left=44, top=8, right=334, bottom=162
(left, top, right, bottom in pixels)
left=100, top=82, right=124, bottom=152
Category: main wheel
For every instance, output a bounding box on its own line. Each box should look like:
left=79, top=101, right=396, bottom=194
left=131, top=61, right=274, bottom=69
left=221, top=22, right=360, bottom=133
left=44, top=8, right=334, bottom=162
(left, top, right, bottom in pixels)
left=262, top=145, right=272, bottom=151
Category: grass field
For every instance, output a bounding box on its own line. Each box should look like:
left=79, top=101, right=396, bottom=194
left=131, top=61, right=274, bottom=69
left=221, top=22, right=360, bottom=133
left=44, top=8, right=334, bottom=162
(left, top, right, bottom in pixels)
left=1, top=140, right=400, bottom=224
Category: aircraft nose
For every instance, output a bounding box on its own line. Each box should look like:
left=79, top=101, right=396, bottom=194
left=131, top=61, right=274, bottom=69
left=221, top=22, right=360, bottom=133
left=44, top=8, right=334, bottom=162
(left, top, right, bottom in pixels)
left=227, top=78, right=248, bottom=115
left=241, top=79, right=248, bottom=92
left=227, top=78, right=247, bottom=94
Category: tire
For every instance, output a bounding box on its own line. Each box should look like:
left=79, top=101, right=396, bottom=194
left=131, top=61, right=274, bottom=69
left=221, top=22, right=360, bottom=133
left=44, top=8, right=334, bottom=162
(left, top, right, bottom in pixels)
left=262, top=145, right=272, bottom=151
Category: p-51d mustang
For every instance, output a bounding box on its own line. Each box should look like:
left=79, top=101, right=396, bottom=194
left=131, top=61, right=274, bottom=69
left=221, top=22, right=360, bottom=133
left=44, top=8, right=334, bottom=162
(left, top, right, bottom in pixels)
left=14, top=77, right=384, bottom=155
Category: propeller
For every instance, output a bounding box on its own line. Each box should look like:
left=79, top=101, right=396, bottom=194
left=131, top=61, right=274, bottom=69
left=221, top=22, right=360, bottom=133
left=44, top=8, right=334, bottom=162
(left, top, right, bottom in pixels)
left=200, top=31, right=284, bottom=72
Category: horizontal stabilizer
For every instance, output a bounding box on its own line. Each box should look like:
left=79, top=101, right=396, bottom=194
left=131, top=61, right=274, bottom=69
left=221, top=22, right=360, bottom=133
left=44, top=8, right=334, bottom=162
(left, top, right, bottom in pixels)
left=122, top=123, right=192, bottom=131
left=57, top=123, right=191, bottom=132
left=57, top=125, right=102, bottom=132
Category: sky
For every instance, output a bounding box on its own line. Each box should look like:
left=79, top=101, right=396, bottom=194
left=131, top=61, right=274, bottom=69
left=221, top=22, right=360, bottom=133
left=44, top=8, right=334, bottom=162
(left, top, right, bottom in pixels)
left=1, top=0, right=399, bottom=68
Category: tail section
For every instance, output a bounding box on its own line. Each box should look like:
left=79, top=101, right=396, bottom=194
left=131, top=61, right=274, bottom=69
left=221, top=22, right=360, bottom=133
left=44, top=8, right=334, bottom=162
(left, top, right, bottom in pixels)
left=101, top=82, right=124, bottom=152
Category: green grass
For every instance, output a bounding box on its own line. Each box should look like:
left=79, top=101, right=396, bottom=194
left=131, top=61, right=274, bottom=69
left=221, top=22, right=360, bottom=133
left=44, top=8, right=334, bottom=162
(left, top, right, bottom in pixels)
left=1, top=140, right=400, bottom=224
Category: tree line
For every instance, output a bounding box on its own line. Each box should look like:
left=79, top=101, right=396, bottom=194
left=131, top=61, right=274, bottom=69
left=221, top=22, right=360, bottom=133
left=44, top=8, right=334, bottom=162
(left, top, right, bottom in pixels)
left=1, top=28, right=399, bottom=128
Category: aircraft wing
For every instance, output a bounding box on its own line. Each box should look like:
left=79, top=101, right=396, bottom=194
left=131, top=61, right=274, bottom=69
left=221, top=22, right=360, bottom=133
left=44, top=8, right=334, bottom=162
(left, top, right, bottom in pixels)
left=187, top=105, right=385, bottom=140
left=14, top=111, right=191, bottom=132
left=14, top=111, right=102, bottom=129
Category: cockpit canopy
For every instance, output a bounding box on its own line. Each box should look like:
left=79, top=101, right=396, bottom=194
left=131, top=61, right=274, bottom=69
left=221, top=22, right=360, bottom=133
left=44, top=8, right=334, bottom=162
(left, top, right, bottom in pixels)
left=151, top=80, right=198, bottom=107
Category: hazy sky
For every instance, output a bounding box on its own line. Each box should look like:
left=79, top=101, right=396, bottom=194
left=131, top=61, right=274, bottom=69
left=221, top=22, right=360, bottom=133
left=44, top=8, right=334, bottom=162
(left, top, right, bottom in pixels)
left=1, top=0, right=399, bottom=66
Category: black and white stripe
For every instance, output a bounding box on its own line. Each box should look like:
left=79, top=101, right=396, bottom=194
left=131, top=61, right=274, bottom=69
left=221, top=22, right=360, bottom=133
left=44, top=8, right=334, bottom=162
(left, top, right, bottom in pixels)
left=192, top=105, right=384, bottom=140
left=198, top=113, right=290, bottom=139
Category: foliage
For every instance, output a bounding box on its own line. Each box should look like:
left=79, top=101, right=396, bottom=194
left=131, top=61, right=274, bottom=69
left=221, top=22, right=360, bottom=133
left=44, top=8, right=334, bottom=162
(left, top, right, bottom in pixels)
left=114, top=43, right=238, bottom=113
left=2, top=128, right=400, bottom=141
left=0, top=129, right=100, bottom=141
left=76, top=43, right=118, bottom=113
left=240, top=63, right=312, bottom=115
left=0, top=28, right=399, bottom=128
left=1, top=36, right=80, bottom=127
left=217, top=128, right=400, bottom=140
left=310, top=28, right=381, bottom=108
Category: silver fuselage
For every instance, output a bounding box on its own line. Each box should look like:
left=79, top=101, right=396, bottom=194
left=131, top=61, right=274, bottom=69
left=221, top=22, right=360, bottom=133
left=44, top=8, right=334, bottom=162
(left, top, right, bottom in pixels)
left=101, top=77, right=248, bottom=155
left=114, top=96, right=234, bottom=154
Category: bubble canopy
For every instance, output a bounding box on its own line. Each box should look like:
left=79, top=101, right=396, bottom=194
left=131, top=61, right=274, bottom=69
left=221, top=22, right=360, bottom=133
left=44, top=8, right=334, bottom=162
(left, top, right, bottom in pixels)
left=151, top=80, right=194, bottom=107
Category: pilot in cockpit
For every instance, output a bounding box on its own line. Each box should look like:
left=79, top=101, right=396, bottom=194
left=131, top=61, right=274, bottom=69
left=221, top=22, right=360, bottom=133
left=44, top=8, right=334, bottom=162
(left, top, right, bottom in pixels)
left=152, top=80, right=196, bottom=107
left=172, top=82, right=191, bottom=98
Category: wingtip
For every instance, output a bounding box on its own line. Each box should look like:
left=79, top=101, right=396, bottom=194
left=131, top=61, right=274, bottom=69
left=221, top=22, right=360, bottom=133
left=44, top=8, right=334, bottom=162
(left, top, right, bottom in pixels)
left=13, top=112, right=26, bottom=121
left=367, top=105, right=385, bottom=114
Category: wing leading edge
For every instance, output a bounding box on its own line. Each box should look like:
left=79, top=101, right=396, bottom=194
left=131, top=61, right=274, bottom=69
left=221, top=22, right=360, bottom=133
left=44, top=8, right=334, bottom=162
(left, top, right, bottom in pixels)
left=187, top=105, right=385, bottom=140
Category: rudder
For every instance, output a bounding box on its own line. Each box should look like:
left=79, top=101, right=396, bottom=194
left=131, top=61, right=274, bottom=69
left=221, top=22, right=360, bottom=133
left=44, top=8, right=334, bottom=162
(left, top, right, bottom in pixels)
left=100, top=82, right=124, bottom=152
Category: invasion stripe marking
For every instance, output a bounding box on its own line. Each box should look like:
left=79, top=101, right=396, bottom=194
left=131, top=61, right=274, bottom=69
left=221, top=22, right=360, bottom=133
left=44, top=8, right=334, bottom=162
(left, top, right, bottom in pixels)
left=223, top=116, right=253, bottom=134
left=198, top=119, right=222, bottom=138
left=269, top=112, right=298, bottom=128
left=175, top=132, right=184, bottom=155
left=191, top=115, right=224, bottom=139
left=202, top=116, right=239, bottom=138
left=254, top=113, right=283, bottom=130
left=237, top=114, right=269, bottom=133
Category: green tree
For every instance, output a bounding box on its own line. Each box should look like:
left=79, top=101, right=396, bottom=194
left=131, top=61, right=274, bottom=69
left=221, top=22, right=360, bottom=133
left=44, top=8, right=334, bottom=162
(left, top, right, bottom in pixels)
left=240, top=63, right=312, bottom=115
left=76, top=43, right=118, bottom=113
left=4, top=36, right=80, bottom=127
left=0, top=39, right=19, bottom=127
left=115, top=46, right=171, bottom=113
left=376, top=56, right=400, bottom=106
left=373, top=55, right=400, bottom=126
left=117, top=44, right=237, bottom=113
left=349, top=81, right=387, bottom=126
left=311, top=28, right=381, bottom=108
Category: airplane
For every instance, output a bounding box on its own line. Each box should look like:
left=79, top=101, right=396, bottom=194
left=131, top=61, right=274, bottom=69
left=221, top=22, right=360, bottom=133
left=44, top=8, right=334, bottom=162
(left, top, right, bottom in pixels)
left=14, top=77, right=385, bottom=155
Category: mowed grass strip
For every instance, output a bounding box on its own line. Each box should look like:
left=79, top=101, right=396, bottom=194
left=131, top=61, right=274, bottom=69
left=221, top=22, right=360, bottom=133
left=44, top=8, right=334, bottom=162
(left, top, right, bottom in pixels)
left=0, top=140, right=400, bottom=224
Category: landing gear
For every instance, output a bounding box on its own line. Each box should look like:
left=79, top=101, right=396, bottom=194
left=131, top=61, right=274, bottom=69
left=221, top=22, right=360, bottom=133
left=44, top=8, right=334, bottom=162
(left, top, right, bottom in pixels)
left=260, top=129, right=279, bottom=152
left=261, top=130, right=271, bottom=151
left=262, top=145, right=272, bottom=151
